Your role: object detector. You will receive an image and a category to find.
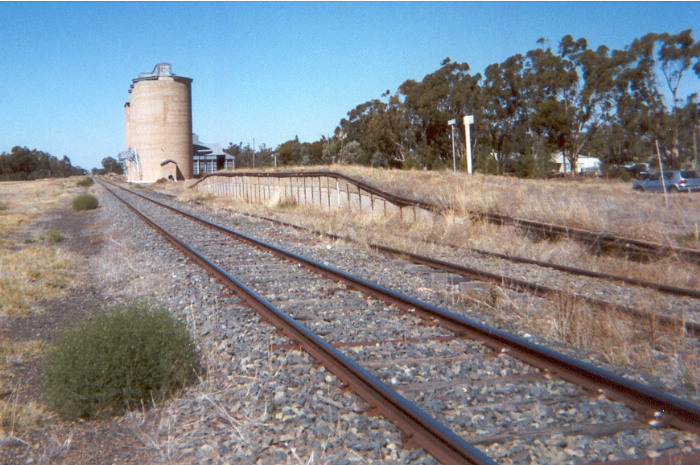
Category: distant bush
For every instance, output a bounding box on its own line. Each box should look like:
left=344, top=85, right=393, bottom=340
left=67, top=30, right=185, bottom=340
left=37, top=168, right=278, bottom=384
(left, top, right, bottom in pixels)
left=71, top=194, right=99, bottom=211
left=603, top=165, right=633, bottom=181
left=76, top=177, right=94, bottom=187
left=43, top=302, right=199, bottom=420
left=0, top=146, right=86, bottom=181
left=45, top=230, right=65, bottom=243
left=277, top=197, right=298, bottom=209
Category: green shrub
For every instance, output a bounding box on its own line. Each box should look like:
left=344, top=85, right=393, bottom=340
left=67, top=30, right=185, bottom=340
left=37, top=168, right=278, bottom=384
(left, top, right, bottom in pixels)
left=76, top=177, right=94, bottom=187
left=71, top=194, right=99, bottom=211
left=43, top=303, right=199, bottom=420
left=45, top=230, right=65, bottom=243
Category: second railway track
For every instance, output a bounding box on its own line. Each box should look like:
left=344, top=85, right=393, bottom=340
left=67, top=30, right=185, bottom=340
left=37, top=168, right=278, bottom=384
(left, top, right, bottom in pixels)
left=215, top=209, right=700, bottom=337
left=192, top=171, right=700, bottom=265
left=99, top=180, right=700, bottom=465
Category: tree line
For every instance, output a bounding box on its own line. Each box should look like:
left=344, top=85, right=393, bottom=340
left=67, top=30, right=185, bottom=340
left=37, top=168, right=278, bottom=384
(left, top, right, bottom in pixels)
left=228, top=30, right=699, bottom=177
left=0, top=146, right=86, bottom=181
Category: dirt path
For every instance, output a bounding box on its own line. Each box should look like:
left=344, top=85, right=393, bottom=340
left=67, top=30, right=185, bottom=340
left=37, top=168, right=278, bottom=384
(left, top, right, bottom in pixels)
left=1, top=206, right=160, bottom=465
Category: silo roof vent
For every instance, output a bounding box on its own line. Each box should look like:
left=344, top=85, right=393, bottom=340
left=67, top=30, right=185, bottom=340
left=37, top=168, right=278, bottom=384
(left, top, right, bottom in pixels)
left=138, top=62, right=173, bottom=78
left=129, top=62, right=192, bottom=92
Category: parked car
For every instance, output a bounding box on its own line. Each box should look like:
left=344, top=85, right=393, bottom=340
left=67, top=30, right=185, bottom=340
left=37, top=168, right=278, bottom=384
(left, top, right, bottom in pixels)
left=632, top=170, right=700, bottom=193
left=625, top=163, right=650, bottom=179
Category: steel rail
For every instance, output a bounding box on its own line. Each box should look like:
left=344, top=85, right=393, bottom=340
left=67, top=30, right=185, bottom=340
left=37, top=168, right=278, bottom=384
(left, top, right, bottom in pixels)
left=99, top=180, right=497, bottom=465
left=478, top=212, right=700, bottom=264
left=102, top=180, right=700, bottom=438
left=371, top=230, right=700, bottom=299
left=144, top=179, right=700, bottom=299
left=190, top=170, right=700, bottom=264
left=362, top=241, right=700, bottom=338
left=451, top=240, right=700, bottom=299
left=191, top=209, right=700, bottom=337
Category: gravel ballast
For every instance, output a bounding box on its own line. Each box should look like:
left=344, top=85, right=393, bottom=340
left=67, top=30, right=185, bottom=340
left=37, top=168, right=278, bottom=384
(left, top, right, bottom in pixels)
left=6, top=181, right=696, bottom=465
left=88, top=184, right=699, bottom=465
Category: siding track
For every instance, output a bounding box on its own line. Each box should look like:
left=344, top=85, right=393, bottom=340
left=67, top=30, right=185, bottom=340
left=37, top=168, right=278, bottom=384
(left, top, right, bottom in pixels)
left=192, top=171, right=700, bottom=265
left=220, top=210, right=700, bottom=338
left=99, top=179, right=700, bottom=465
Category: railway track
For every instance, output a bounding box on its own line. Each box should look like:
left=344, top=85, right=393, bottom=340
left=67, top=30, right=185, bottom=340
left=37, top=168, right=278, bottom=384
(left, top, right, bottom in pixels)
left=476, top=212, right=700, bottom=265
left=192, top=170, right=700, bottom=264
left=99, top=179, right=700, bottom=465
left=215, top=209, right=700, bottom=337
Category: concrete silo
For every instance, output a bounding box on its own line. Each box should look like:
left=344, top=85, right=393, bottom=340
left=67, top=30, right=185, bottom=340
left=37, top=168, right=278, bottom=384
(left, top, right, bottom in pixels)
left=124, top=63, right=193, bottom=182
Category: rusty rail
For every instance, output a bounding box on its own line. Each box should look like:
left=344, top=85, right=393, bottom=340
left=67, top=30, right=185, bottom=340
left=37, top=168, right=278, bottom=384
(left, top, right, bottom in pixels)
left=203, top=209, right=700, bottom=337
left=103, top=179, right=700, bottom=436
left=190, top=170, right=700, bottom=264
left=99, top=179, right=496, bottom=465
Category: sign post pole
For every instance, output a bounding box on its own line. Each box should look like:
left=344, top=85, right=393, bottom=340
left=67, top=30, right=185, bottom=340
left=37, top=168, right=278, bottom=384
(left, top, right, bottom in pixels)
left=463, top=115, right=474, bottom=175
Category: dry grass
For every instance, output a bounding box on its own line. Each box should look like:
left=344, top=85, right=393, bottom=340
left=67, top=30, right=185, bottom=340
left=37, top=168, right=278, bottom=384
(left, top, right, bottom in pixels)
left=0, top=246, right=77, bottom=316
left=0, top=178, right=83, bottom=447
left=331, top=165, right=700, bottom=242
left=152, top=168, right=700, bottom=395
left=0, top=339, right=49, bottom=435
left=546, top=292, right=695, bottom=390
left=0, top=178, right=85, bottom=316
left=0, top=397, right=52, bottom=437
left=452, top=284, right=697, bottom=393
left=205, top=165, right=700, bottom=248
left=0, top=339, right=46, bottom=370
left=0, top=178, right=81, bottom=238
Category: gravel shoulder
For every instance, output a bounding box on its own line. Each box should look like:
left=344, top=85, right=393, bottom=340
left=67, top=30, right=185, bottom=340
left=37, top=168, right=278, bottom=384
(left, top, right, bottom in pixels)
left=1, top=185, right=436, bottom=465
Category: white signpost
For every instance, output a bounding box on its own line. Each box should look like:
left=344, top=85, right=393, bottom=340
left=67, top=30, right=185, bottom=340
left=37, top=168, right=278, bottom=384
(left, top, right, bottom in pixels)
left=463, top=115, right=474, bottom=175
left=448, top=119, right=457, bottom=172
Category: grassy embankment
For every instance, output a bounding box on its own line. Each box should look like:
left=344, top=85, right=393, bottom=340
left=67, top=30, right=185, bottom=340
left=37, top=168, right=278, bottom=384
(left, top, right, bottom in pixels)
left=0, top=178, right=87, bottom=436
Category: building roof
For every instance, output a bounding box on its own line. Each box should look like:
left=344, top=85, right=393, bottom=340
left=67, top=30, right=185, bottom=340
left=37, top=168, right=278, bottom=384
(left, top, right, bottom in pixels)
left=193, top=133, right=227, bottom=157
left=550, top=153, right=601, bottom=163
left=129, top=62, right=192, bottom=92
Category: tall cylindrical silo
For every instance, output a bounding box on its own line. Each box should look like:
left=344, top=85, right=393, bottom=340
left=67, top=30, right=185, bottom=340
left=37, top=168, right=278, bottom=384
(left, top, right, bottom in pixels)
left=124, top=63, right=193, bottom=182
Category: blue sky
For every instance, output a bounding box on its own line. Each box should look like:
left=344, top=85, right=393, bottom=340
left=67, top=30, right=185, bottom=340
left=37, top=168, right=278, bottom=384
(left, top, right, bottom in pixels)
left=1, top=1, right=698, bottom=170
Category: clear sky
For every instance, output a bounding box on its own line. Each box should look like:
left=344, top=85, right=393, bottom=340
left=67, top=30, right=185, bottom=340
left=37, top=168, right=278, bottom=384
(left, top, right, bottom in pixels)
left=1, top=1, right=698, bottom=170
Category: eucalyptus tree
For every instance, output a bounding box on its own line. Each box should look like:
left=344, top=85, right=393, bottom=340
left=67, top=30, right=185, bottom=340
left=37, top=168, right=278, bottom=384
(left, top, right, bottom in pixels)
left=481, top=54, right=535, bottom=174
left=337, top=91, right=412, bottom=167
left=615, top=30, right=699, bottom=169
left=275, top=137, right=303, bottom=166
left=520, top=43, right=577, bottom=173
left=0, top=147, right=85, bottom=180
left=224, top=142, right=259, bottom=168
left=659, top=29, right=700, bottom=167
left=101, top=156, right=124, bottom=175
left=523, top=36, right=619, bottom=174
left=398, top=58, right=482, bottom=169
left=299, top=140, right=325, bottom=166
left=659, top=30, right=700, bottom=112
